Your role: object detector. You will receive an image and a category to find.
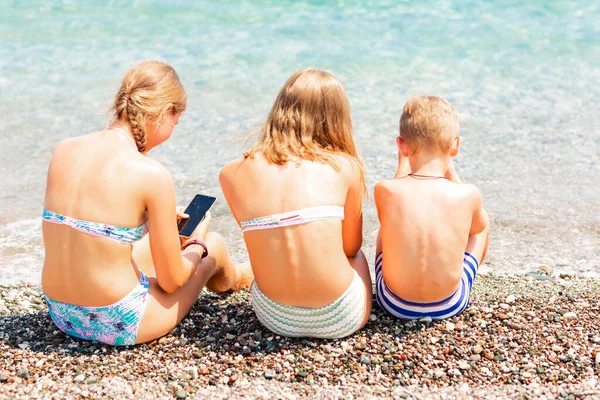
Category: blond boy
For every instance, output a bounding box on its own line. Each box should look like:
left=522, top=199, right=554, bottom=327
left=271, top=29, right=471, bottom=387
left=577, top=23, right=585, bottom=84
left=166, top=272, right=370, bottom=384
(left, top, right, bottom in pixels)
left=374, top=95, right=489, bottom=320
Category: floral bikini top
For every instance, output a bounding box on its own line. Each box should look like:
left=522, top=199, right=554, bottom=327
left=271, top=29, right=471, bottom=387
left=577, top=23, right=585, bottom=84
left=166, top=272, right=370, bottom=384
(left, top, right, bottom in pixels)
left=42, top=209, right=148, bottom=244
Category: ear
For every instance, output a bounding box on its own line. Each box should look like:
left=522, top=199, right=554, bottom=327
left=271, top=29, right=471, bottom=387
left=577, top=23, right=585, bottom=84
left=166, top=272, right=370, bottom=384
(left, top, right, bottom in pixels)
left=158, top=104, right=174, bottom=124
left=449, top=135, right=460, bottom=157
left=397, top=136, right=411, bottom=157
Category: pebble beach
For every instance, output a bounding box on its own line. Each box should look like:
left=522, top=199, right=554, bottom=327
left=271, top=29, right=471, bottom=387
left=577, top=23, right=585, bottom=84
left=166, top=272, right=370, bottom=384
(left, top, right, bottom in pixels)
left=1, top=270, right=599, bottom=399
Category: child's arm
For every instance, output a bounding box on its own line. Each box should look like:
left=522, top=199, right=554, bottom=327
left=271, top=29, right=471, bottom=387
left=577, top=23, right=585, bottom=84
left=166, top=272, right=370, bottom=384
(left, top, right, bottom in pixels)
left=468, top=186, right=487, bottom=236
left=341, top=161, right=364, bottom=257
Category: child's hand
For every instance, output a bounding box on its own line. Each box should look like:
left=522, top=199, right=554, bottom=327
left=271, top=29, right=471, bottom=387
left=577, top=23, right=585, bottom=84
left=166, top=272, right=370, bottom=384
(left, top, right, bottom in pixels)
left=445, top=159, right=463, bottom=183
left=394, top=150, right=411, bottom=178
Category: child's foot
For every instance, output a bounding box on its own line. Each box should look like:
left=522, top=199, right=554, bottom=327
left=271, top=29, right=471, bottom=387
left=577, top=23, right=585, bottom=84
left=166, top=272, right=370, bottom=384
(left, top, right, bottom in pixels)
left=231, top=261, right=254, bottom=291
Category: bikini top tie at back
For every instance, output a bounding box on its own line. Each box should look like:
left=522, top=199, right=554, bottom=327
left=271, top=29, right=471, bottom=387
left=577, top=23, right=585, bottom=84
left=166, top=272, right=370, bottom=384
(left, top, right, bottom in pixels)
left=240, top=205, right=344, bottom=232
left=42, top=209, right=148, bottom=244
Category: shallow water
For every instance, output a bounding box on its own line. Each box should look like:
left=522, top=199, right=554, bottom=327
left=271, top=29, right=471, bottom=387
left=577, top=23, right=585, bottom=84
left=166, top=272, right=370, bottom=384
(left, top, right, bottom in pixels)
left=1, top=0, right=599, bottom=283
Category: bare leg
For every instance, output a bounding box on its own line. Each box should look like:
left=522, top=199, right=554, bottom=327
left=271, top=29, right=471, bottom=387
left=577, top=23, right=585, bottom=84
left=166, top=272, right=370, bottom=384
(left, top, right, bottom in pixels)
left=394, top=152, right=411, bottom=179
left=204, top=232, right=254, bottom=293
left=131, top=231, right=253, bottom=344
left=465, top=209, right=490, bottom=266
left=347, top=250, right=373, bottom=328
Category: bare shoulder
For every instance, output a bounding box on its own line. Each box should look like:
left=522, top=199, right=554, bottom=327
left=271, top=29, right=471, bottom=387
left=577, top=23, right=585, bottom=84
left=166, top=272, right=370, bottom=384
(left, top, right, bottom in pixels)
left=456, top=183, right=483, bottom=206
left=219, top=157, right=247, bottom=185
left=334, top=154, right=362, bottom=182
left=374, top=178, right=400, bottom=202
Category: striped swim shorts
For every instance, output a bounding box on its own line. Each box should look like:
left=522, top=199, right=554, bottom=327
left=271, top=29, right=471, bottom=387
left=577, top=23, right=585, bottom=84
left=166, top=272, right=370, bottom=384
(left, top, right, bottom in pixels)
left=375, top=252, right=478, bottom=320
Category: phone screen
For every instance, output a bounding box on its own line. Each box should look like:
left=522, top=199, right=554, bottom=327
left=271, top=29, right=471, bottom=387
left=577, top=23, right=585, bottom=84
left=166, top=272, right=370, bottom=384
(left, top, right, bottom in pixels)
left=177, top=194, right=217, bottom=237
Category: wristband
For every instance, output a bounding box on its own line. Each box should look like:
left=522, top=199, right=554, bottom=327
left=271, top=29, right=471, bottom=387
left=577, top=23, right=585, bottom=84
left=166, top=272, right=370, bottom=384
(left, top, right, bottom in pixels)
left=181, top=240, right=208, bottom=259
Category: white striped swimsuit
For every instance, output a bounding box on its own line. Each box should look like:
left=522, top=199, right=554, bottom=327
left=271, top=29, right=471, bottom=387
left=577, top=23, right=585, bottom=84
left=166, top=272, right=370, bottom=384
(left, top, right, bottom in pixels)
left=240, top=206, right=366, bottom=339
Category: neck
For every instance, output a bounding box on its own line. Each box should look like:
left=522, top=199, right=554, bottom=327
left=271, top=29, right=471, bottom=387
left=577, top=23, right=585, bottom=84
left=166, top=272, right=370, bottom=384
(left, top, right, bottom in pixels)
left=109, top=121, right=134, bottom=138
left=408, top=152, right=451, bottom=176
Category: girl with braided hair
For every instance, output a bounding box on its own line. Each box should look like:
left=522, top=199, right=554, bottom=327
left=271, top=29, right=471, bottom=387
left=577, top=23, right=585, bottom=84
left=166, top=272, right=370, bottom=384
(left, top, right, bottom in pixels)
left=42, top=61, right=253, bottom=345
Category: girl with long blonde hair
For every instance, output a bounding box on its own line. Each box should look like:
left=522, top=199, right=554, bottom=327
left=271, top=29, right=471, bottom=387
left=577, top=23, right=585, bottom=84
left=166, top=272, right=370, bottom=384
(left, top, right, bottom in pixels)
left=42, top=61, right=253, bottom=346
left=220, top=69, right=372, bottom=338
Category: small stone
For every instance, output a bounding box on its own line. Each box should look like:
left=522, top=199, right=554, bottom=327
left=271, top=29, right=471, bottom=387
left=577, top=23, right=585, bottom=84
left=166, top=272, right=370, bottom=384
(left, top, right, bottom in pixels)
left=508, top=322, right=522, bottom=330
left=563, top=312, right=577, bottom=321
left=360, top=355, right=371, bottom=365
left=225, top=334, right=235, bottom=340
left=419, top=316, right=432, bottom=323
left=552, top=345, right=563, bottom=353
left=499, top=303, right=510, bottom=309
left=505, top=295, right=516, bottom=304
left=229, top=374, right=239, bottom=384
left=454, top=322, right=463, bottom=331
left=445, top=321, right=455, bottom=331
left=457, top=361, right=470, bottom=370
left=451, top=368, right=462, bottom=376
left=494, top=354, right=505, bottom=361
left=472, top=345, right=483, bottom=354
left=355, top=340, right=367, bottom=350
left=17, top=369, right=29, bottom=379
left=497, top=313, right=510, bottom=320
left=484, top=351, right=494, bottom=360
left=595, top=353, right=600, bottom=365
left=285, top=354, right=295, bottom=362
left=430, top=337, right=439, bottom=344
left=85, top=376, right=98, bottom=385
left=471, top=354, right=481, bottom=362
left=591, top=336, right=600, bottom=344
left=369, top=314, right=377, bottom=322
left=434, top=369, right=445, bottom=379
left=264, top=369, right=275, bottom=379
left=18, top=343, right=29, bottom=350
left=0, top=376, right=7, bottom=383
left=175, top=390, right=188, bottom=399
left=74, top=375, right=85, bottom=384
left=522, top=371, right=532, bottom=378
left=535, top=275, right=551, bottom=281
left=199, top=367, right=209, bottom=375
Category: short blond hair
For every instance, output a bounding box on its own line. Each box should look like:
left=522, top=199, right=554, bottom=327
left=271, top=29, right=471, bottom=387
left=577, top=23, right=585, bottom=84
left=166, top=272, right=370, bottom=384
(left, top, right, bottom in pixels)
left=111, top=61, right=186, bottom=152
left=399, top=94, right=459, bottom=154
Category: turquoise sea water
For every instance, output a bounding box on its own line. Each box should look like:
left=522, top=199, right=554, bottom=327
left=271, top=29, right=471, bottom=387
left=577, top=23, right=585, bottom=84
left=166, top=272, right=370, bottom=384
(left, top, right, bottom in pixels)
left=1, top=1, right=599, bottom=283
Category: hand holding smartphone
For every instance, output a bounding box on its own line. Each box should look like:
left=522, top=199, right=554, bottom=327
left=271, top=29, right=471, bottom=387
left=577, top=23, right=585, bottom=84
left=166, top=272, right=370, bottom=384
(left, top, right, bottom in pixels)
left=177, top=194, right=217, bottom=237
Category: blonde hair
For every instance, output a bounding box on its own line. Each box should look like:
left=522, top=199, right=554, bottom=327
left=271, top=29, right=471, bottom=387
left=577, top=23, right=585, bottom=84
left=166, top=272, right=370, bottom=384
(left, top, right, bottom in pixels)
left=245, top=68, right=365, bottom=188
left=111, top=61, right=186, bottom=152
left=399, top=94, right=459, bottom=154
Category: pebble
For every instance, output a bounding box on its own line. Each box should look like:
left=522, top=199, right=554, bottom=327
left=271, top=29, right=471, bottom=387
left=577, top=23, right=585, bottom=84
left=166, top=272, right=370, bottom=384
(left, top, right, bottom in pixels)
left=470, top=354, right=481, bottom=362
left=418, top=316, right=432, bottom=323
left=354, top=340, right=367, bottom=350
left=74, top=375, right=85, bottom=384
left=445, top=321, right=455, bottom=331
left=369, top=314, right=377, bottom=322
left=84, top=376, right=98, bottom=385
left=563, top=312, right=577, bottom=321
left=17, top=369, right=29, bottom=379
left=264, top=370, right=275, bottom=379
left=433, top=369, right=445, bottom=379
left=596, top=353, right=600, bottom=365
left=175, top=390, right=188, bottom=399
left=505, top=295, right=516, bottom=303
left=360, top=355, right=371, bottom=365
left=472, top=345, right=483, bottom=354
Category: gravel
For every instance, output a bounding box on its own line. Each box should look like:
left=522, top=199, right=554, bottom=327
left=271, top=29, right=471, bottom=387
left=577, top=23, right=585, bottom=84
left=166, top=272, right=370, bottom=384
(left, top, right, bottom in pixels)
left=1, top=271, right=599, bottom=399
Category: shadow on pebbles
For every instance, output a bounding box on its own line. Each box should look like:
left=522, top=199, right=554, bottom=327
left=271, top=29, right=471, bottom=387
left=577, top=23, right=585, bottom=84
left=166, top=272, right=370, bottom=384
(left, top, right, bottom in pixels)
left=0, top=273, right=599, bottom=399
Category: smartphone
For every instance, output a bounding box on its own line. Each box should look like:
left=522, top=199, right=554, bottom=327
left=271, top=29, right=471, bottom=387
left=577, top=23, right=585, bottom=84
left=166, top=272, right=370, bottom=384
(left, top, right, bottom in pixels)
left=177, top=194, right=217, bottom=237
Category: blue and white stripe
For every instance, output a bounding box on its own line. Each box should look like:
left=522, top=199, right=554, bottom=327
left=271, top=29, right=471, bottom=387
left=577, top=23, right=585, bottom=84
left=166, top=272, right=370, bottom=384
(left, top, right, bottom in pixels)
left=375, top=252, right=478, bottom=320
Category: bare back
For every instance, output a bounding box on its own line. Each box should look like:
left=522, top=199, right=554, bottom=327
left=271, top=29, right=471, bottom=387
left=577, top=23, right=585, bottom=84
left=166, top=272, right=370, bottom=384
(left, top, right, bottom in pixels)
left=375, top=177, right=479, bottom=302
left=42, top=130, right=153, bottom=306
left=220, top=153, right=363, bottom=308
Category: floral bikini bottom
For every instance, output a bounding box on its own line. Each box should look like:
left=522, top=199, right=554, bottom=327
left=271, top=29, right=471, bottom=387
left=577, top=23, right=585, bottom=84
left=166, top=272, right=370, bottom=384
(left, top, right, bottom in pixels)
left=44, top=273, right=150, bottom=346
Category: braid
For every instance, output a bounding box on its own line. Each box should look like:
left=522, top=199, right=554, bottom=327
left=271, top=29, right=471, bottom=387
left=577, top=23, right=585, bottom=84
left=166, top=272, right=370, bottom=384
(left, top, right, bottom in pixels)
left=110, top=61, right=187, bottom=153
left=125, top=98, right=147, bottom=153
